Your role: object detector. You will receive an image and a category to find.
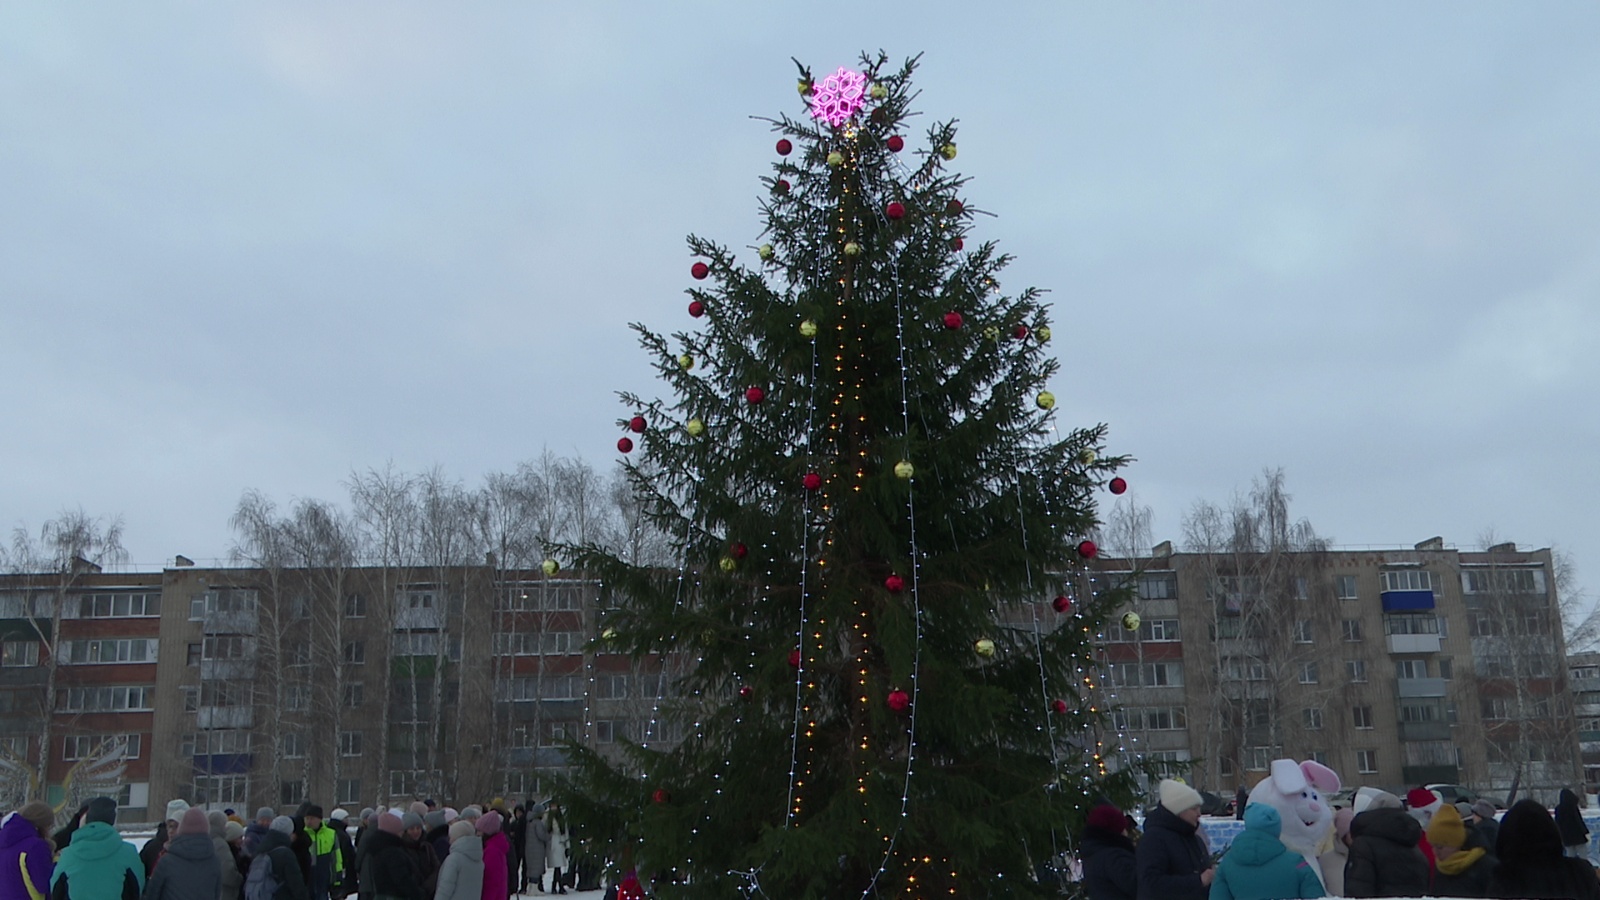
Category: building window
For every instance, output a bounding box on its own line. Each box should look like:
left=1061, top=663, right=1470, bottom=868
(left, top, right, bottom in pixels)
left=289, top=595, right=310, bottom=620
left=1247, top=747, right=1274, bottom=771
left=280, top=781, right=306, bottom=806
left=1335, top=576, right=1358, bottom=601
left=283, top=684, right=309, bottom=712
left=1346, top=659, right=1367, bottom=682
left=595, top=720, right=618, bottom=744
left=1220, top=756, right=1235, bottom=777
left=342, top=641, right=365, bottom=665
left=540, top=721, right=575, bottom=746
left=493, top=633, right=539, bottom=656
left=182, top=685, right=200, bottom=713
left=1143, top=662, right=1184, bottom=687
left=187, top=730, right=250, bottom=755
left=73, top=592, right=160, bottom=618
left=0, top=642, right=39, bottom=668
left=1384, top=614, right=1440, bottom=636
left=1310, top=751, right=1329, bottom=766
left=187, top=643, right=202, bottom=666
left=1353, top=706, right=1374, bottom=729
left=1138, top=574, right=1178, bottom=600
left=1439, top=658, right=1453, bottom=680
left=595, top=675, right=630, bottom=700
left=344, top=594, right=367, bottom=618
left=1462, top=568, right=1544, bottom=595
left=339, top=731, right=362, bottom=757
left=338, top=779, right=362, bottom=806
left=1299, top=662, right=1319, bottom=684
left=194, top=775, right=250, bottom=805
left=203, top=636, right=252, bottom=660
left=282, top=733, right=305, bottom=758
left=1381, top=570, right=1436, bottom=592
left=1396, top=659, right=1428, bottom=679
left=1357, top=749, right=1378, bottom=774
left=1481, top=697, right=1510, bottom=720
left=57, top=686, right=155, bottom=712
left=1293, top=620, right=1314, bottom=643
left=1303, top=708, right=1324, bottom=730
left=1400, top=703, right=1438, bottom=723
left=63, top=734, right=141, bottom=761
left=343, top=683, right=363, bottom=709
left=1341, top=619, right=1363, bottom=642
left=60, top=638, right=159, bottom=665
left=189, top=590, right=257, bottom=620
left=1144, top=618, right=1181, bottom=642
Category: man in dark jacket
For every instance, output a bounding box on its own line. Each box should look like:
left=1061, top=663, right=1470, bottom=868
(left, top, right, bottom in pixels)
left=52, top=797, right=144, bottom=900
left=144, top=808, right=221, bottom=900
left=1344, top=802, right=1429, bottom=898
left=243, top=809, right=276, bottom=861
left=255, top=817, right=310, bottom=900
left=363, top=815, right=423, bottom=900
left=1082, top=803, right=1137, bottom=900
left=1135, top=780, right=1213, bottom=900
left=421, top=813, right=450, bottom=867
left=1489, top=799, right=1600, bottom=900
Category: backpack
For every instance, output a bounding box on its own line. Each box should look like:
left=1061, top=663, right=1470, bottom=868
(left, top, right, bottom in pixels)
left=245, top=851, right=282, bottom=900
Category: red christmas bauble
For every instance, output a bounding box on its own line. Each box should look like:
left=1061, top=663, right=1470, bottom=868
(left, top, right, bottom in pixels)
left=1109, top=477, right=1128, bottom=495
left=739, top=685, right=753, bottom=701
left=947, top=199, right=963, bottom=215
left=1051, top=699, right=1069, bottom=715
left=884, top=574, right=904, bottom=593
left=731, top=542, right=748, bottom=559
left=745, top=386, right=765, bottom=404
left=1077, top=539, right=1098, bottom=559
left=788, top=649, right=802, bottom=668
left=952, top=237, right=964, bottom=251
left=651, top=789, right=670, bottom=805
left=802, top=472, right=822, bottom=491
left=1052, top=595, right=1072, bottom=613
left=691, top=262, right=709, bottom=280
left=776, top=139, right=793, bottom=156
left=887, top=135, right=904, bottom=152
left=1013, top=325, right=1030, bottom=340
left=885, top=201, right=905, bottom=220
left=688, top=300, right=706, bottom=318
left=617, top=437, right=634, bottom=454
left=942, top=311, right=963, bottom=330
left=629, top=415, right=647, bottom=434
left=887, top=689, right=910, bottom=712
left=775, top=179, right=790, bottom=194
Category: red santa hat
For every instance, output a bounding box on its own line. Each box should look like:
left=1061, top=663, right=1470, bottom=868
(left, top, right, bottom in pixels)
left=1406, top=787, right=1441, bottom=811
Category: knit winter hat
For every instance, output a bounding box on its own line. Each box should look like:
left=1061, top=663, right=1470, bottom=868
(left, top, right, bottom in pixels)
left=1428, top=803, right=1467, bottom=848
left=460, top=805, right=482, bottom=821
left=1406, top=787, right=1439, bottom=810
left=178, top=807, right=210, bottom=835
left=270, top=816, right=295, bottom=835
left=448, top=820, right=476, bottom=842
left=1086, top=804, right=1125, bottom=833
left=166, top=799, right=191, bottom=824
left=1472, top=799, right=1497, bottom=821
left=407, top=801, right=429, bottom=817
left=442, top=807, right=459, bottom=823
left=1244, top=803, right=1282, bottom=838
left=1158, top=779, right=1204, bottom=815
left=1454, top=801, right=1475, bottom=820
left=401, top=812, right=424, bottom=832
left=303, top=805, right=324, bottom=819
left=378, top=812, right=404, bottom=836
left=208, top=810, right=229, bottom=837
left=86, top=796, right=118, bottom=825
left=225, top=821, right=245, bottom=842
left=424, top=810, right=446, bottom=830
left=476, top=810, right=503, bottom=835
left=256, top=807, right=276, bottom=822
left=330, top=808, right=349, bottom=822
left=18, top=801, right=53, bottom=836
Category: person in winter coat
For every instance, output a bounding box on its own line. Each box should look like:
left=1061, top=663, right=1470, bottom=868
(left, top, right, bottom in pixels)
left=503, top=809, right=524, bottom=899
left=1343, top=801, right=1429, bottom=898
left=1469, top=800, right=1501, bottom=853
left=1556, top=789, right=1591, bottom=859
left=431, top=824, right=479, bottom=900
left=1210, top=804, right=1323, bottom=900
left=1489, top=799, right=1600, bottom=900
left=51, top=798, right=143, bottom=900
left=1315, top=807, right=1353, bottom=897
left=144, top=808, right=221, bottom=900
left=327, top=812, right=355, bottom=900
left=143, top=802, right=191, bottom=880
left=1081, top=804, right=1137, bottom=900
left=522, top=813, right=547, bottom=894
left=242, top=812, right=274, bottom=862
left=542, top=808, right=568, bottom=896
left=252, top=819, right=310, bottom=900
left=3, top=801, right=57, bottom=900
left=397, top=817, right=437, bottom=900
left=1426, top=804, right=1494, bottom=898
left=302, top=808, right=344, bottom=900
left=471, top=815, right=505, bottom=900
left=1136, top=780, right=1214, bottom=900
left=207, top=811, right=243, bottom=900
left=363, top=815, right=421, bottom=900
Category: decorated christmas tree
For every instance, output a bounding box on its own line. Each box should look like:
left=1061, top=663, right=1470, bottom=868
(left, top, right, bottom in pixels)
left=562, top=53, right=1136, bottom=899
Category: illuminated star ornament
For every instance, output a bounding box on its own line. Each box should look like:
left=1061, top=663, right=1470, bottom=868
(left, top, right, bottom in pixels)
left=809, top=67, right=868, bottom=127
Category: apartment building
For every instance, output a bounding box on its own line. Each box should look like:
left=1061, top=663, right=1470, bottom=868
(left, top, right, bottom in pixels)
left=0, top=564, right=675, bottom=819
left=1098, top=539, right=1581, bottom=801
left=1568, top=651, right=1600, bottom=789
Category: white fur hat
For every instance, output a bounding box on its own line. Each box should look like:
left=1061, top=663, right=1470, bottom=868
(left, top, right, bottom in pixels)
left=1159, top=779, right=1203, bottom=815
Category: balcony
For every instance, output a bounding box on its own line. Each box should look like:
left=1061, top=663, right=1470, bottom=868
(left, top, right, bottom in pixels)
left=1399, top=721, right=1451, bottom=741
left=197, top=707, right=253, bottom=728
left=1387, top=633, right=1442, bottom=654
left=1381, top=589, right=1436, bottom=612
left=200, top=659, right=255, bottom=680
left=1396, top=677, right=1448, bottom=698
left=201, top=611, right=256, bottom=634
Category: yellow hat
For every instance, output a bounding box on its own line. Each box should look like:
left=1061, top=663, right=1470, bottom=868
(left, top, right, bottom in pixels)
left=1427, top=803, right=1466, bottom=848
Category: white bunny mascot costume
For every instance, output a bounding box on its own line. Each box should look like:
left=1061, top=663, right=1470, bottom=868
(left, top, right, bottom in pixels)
left=1245, top=758, right=1342, bottom=889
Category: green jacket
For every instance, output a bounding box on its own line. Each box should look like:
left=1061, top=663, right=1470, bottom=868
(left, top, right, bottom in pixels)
left=48, top=823, right=144, bottom=900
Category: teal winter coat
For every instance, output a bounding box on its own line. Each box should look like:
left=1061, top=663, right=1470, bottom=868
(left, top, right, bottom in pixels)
left=1210, top=806, right=1324, bottom=900
left=49, top=822, right=144, bottom=900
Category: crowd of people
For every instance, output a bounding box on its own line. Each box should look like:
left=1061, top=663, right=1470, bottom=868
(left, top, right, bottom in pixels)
left=0, top=795, right=593, bottom=900
left=1080, top=780, right=1600, bottom=900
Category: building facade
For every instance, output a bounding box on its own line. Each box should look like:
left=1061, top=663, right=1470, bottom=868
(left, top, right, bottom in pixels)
left=1098, top=539, right=1582, bottom=802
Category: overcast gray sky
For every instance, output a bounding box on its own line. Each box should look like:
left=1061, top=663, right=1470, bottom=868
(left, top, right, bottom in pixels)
left=3, top=3, right=1596, bottom=611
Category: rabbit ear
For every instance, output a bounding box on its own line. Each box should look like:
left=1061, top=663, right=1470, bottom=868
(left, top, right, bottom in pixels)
left=1300, top=760, right=1341, bottom=792
left=1270, top=759, right=1307, bottom=793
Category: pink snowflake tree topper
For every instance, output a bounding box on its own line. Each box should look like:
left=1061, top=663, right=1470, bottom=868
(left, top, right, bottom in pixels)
left=809, top=67, right=868, bottom=128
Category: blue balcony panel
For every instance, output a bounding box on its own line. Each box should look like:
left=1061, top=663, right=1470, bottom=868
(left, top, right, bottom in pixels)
left=1381, top=589, right=1436, bottom=611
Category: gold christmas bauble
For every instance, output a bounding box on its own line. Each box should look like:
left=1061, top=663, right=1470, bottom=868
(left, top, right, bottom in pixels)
left=601, top=627, right=617, bottom=641
left=893, top=460, right=914, bottom=480
left=686, top=418, right=705, bottom=437
left=844, top=241, right=861, bottom=256
left=541, top=559, right=560, bottom=575
left=758, top=243, right=774, bottom=260
left=678, top=354, right=694, bottom=370
left=1122, top=612, right=1142, bottom=631
left=1036, top=325, right=1051, bottom=342
left=1036, top=391, right=1056, bottom=410
left=870, top=84, right=887, bottom=100
left=799, top=319, right=818, bottom=338
left=1080, top=449, right=1097, bottom=465
left=940, top=143, right=958, bottom=160
left=719, top=556, right=737, bottom=573
left=983, top=325, right=1001, bottom=341
left=797, top=79, right=811, bottom=95
left=827, top=151, right=845, bottom=167
left=974, top=638, right=996, bottom=658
